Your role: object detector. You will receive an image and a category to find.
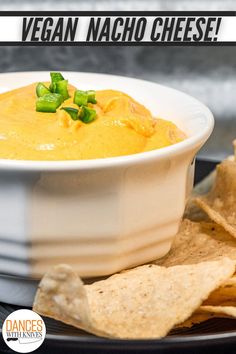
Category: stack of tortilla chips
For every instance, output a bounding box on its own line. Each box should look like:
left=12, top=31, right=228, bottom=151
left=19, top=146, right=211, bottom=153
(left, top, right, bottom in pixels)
left=33, top=141, right=236, bottom=339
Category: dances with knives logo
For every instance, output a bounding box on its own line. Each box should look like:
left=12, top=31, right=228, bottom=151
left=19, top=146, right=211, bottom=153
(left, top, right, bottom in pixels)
left=2, top=309, right=46, bottom=353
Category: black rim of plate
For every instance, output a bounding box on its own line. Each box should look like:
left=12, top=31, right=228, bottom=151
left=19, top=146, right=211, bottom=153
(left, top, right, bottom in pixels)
left=1, top=301, right=236, bottom=350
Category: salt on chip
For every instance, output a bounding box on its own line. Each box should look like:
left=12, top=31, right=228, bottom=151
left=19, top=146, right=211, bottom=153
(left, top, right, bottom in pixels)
left=33, top=259, right=235, bottom=339
left=195, top=160, right=236, bottom=238
left=157, top=219, right=236, bottom=267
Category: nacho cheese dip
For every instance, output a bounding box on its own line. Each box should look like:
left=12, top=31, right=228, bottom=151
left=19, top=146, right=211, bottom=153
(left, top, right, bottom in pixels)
left=0, top=83, right=185, bottom=160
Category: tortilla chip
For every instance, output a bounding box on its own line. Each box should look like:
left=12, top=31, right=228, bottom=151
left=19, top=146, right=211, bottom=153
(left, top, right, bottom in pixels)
left=184, top=171, right=215, bottom=221
left=233, top=140, right=236, bottom=160
left=193, top=170, right=216, bottom=196
left=33, top=258, right=235, bottom=339
left=184, top=199, right=209, bottom=222
left=222, top=274, right=236, bottom=287
left=190, top=274, right=236, bottom=322
left=32, top=264, right=101, bottom=334
left=156, top=219, right=236, bottom=267
left=227, top=155, right=235, bottom=162
left=176, top=310, right=215, bottom=328
left=178, top=275, right=236, bottom=328
left=176, top=306, right=236, bottom=329
left=195, top=160, right=236, bottom=238
left=185, top=156, right=234, bottom=222
left=199, top=305, right=236, bottom=318
left=203, top=275, right=236, bottom=307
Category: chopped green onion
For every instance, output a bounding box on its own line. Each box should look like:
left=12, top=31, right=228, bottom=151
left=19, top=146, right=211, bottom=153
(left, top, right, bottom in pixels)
left=36, top=93, right=63, bottom=113
left=35, top=73, right=97, bottom=116
left=61, top=106, right=97, bottom=123
left=79, top=106, right=97, bottom=123
left=55, top=80, right=69, bottom=101
left=87, top=90, right=97, bottom=104
left=74, top=89, right=97, bottom=106
left=49, top=72, right=65, bottom=92
left=74, top=90, right=88, bottom=106
left=50, top=72, right=64, bottom=83
left=36, top=83, right=51, bottom=97
left=61, top=107, right=79, bottom=120
left=50, top=81, right=56, bottom=93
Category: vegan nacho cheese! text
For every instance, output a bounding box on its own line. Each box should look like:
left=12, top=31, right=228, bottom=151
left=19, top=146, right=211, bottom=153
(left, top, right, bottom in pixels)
left=0, top=73, right=185, bottom=160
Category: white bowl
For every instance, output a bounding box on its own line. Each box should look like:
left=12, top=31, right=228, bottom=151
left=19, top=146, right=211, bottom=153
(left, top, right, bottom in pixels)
left=0, top=72, right=214, bottom=278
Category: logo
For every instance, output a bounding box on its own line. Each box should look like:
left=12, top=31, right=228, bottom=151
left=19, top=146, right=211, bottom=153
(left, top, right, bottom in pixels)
left=2, top=309, right=46, bottom=353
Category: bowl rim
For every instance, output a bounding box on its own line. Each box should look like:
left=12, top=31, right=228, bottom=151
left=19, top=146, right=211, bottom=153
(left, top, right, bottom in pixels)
left=0, top=71, right=214, bottom=171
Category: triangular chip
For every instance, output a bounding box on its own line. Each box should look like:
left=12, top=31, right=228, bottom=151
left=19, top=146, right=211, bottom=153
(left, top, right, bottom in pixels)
left=184, top=171, right=215, bottom=221
left=157, top=219, right=236, bottom=267
left=195, top=160, right=236, bottom=238
left=193, top=170, right=216, bottom=196
left=176, top=310, right=215, bottom=328
left=33, top=258, right=235, bottom=339
left=185, top=156, right=234, bottom=222
left=32, top=264, right=104, bottom=335
left=178, top=275, right=236, bottom=328
left=199, top=305, right=236, bottom=318
left=203, top=275, right=236, bottom=306
left=176, top=306, right=236, bottom=329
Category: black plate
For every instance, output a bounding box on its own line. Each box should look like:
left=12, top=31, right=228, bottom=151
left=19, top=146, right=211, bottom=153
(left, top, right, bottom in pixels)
left=1, top=158, right=236, bottom=354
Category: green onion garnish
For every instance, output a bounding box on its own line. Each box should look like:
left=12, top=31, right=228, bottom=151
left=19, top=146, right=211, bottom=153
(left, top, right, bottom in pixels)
left=36, top=83, right=51, bottom=97
left=50, top=72, right=64, bottom=82
left=35, top=72, right=97, bottom=124
left=87, top=90, right=97, bottom=104
left=61, top=107, right=79, bottom=120
left=49, top=72, right=65, bottom=93
left=79, top=106, right=97, bottom=123
left=55, top=80, right=69, bottom=101
left=61, top=106, right=97, bottom=123
left=74, top=90, right=88, bottom=106
left=36, top=93, right=63, bottom=113
left=74, top=89, right=97, bottom=106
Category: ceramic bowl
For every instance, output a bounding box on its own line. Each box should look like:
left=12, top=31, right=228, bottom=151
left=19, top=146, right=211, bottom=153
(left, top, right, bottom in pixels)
left=0, top=72, right=214, bottom=278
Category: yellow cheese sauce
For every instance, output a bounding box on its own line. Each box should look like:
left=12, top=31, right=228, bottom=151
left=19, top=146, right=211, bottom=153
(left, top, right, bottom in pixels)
left=0, top=83, right=186, bottom=160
